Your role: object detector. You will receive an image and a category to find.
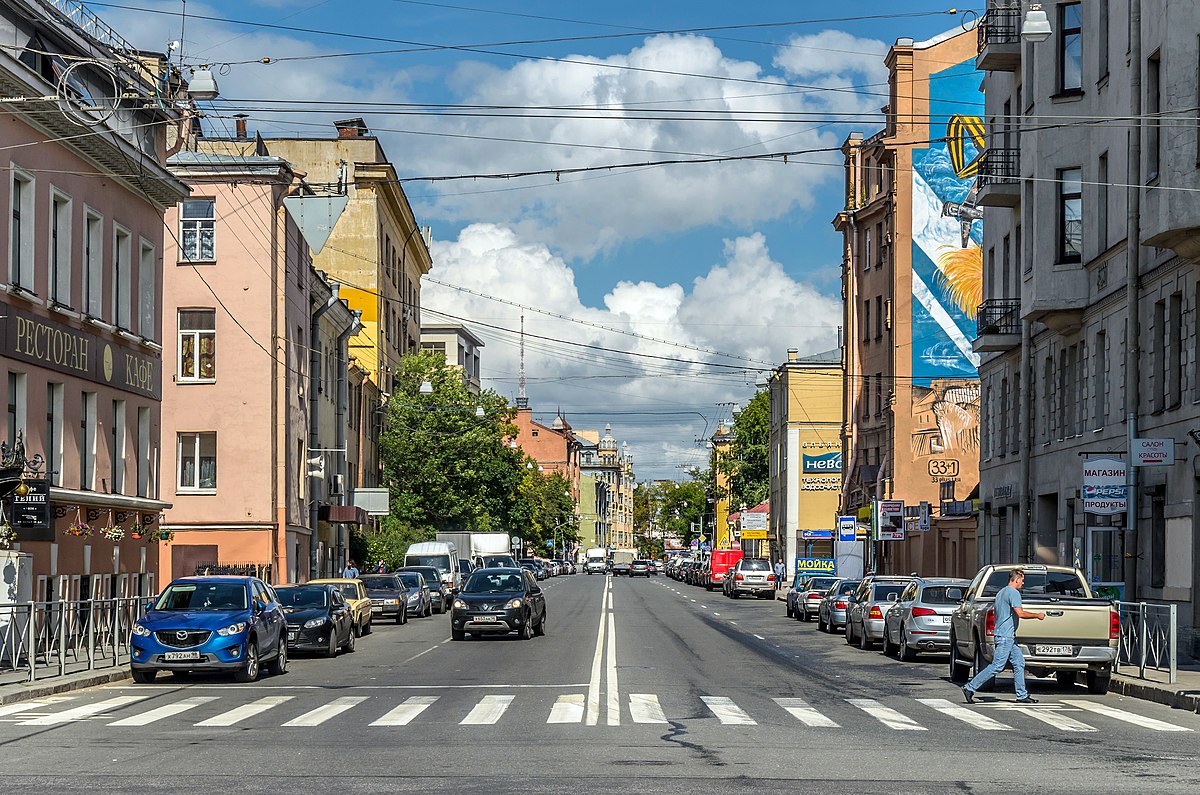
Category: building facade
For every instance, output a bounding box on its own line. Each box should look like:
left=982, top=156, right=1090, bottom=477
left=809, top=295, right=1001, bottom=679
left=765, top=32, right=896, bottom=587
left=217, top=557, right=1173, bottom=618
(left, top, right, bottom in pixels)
left=577, top=425, right=634, bottom=549
left=420, top=323, right=484, bottom=394
left=975, top=0, right=1200, bottom=654
left=510, top=408, right=581, bottom=502
left=835, top=27, right=982, bottom=577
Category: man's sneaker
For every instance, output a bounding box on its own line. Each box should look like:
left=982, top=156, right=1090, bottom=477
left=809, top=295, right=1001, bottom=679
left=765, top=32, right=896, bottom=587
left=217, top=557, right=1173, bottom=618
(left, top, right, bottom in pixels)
left=1015, top=696, right=1038, bottom=704
left=962, top=687, right=975, bottom=705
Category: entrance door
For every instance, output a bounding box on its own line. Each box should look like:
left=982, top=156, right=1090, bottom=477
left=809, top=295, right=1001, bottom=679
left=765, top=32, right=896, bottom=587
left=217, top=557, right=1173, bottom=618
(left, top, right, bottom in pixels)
left=1086, top=526, right=1123, bottom=601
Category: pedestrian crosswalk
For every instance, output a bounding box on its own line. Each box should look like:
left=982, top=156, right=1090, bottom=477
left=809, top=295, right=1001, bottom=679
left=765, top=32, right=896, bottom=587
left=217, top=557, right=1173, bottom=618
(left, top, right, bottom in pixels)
left=0, top=689, right=1194, bottom=735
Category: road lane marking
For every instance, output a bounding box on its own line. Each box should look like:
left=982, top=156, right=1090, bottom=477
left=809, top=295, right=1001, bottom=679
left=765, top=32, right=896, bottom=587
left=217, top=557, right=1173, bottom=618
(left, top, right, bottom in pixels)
left=401, top=646, right=439, bottom=664
left=701, top=696, right=756, bottom=725
left=916, top=698, right=1012, bottom=731
left=20, top=695, right=148, bottom=726
left=195, top=696, right=294, bottom=727
left=773, top=697, right=839, bottom=727
left=606, top=611, right=620, bottom=726
left=712, top=612, right=720, bottom=617
left=1060, top=699, right=1193, bottom=732
left=371, top=696, right=438, bottom=726
left=700, top=605, right=707, bottom=609
left=548, top=694, right=585, bottom=724
left=754, top=634, right=766, bottom=640
left=846, top=699, right=926, bottom=731
left=283, top=696, right=368, bottom=727
left=629, top=694, right=668, bottom=724
left=109, top=696, right=219, bottom=727
left=1004, top=705, right=1096, bottom=732
left=461, top=694, right=515, bottom=725
left=608, top=593, right=613, bottom=610
left=586, top=577, right=608, bottom=726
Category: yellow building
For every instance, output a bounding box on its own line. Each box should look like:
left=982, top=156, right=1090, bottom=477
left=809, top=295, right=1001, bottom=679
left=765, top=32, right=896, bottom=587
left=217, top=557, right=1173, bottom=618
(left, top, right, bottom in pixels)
left=710, top=420, right=733, bottom=549
left=767, top=348, right=844, bottom=580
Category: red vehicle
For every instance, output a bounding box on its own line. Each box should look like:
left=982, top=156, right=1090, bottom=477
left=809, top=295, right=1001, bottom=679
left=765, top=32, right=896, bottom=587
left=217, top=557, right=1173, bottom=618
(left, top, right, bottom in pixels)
left=706, top=550, right=744, bottom=591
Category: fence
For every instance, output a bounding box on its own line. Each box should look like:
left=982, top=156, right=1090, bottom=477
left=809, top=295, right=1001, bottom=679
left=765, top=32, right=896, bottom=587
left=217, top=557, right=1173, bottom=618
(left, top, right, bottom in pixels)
left=1116, top=601, right=1177, bottom=684
left=0, top=597, right=146, bottom=687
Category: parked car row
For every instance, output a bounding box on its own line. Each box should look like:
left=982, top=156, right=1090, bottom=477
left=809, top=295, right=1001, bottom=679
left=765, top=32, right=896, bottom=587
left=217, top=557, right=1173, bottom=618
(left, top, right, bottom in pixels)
left=518, top=558, right=577, bottom=580
left=664, top=552, right=777, bottom=597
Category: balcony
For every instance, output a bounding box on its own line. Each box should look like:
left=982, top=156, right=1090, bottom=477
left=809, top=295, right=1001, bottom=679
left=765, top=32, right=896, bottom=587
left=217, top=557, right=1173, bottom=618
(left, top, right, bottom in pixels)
left=977, top=148, right=1020, bottom=207
left=973, top=299, right=1021, bottom=352
left=976, top=4, right=1021, bottom=72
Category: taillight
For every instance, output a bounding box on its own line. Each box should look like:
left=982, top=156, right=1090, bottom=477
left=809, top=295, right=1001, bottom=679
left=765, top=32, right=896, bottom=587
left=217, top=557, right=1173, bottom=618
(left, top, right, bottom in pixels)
left=835, top=600, right=847, bottom=609
left=985, top=607, right=995, bottom=637
left=735, top=574, right=744, bottom=581
left=911, top=607, right=937, bottom=617
left=1110, top=609, right=1121, bottom=640
left=868, top=606, right=883, bottom=620
left=767, top=574, right=775, bottom=582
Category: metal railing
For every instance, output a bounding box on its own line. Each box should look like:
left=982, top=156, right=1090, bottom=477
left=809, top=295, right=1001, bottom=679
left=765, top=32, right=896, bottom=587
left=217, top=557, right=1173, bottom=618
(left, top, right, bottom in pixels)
left=1116, top=601, right=1177, bottom=684
left=978, top=4, right=1022, bottom=51
left=44, top=0, right=139, bottom=54
left=0, top=597, right=147, bottom=686
left=978, top=147, right=1021, bottom=189
left=977, top=298, right=1022, bottom=336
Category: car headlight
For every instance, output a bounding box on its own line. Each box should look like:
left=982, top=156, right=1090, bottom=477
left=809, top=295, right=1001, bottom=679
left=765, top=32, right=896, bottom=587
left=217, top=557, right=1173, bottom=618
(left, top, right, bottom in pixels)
left=505, top=598, right=523, bottom=609
left=217, top=622, right=249, bottom=636
left=303, top=618, right=327, bottom=629
left=453, top=599, right=467, bottom=610
left=132, top=623, right=151, bottom=637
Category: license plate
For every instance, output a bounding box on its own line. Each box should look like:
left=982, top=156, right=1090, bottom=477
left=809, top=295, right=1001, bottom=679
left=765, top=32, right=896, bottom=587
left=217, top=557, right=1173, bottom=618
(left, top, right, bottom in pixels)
left=288, top=632, right=297, bottom=641
left=938, top=616, right=951, bottom=624
left=372, top=607, right=383, bottom=613
left=1035, top=644, right=1074, bottom=656
left=163, top=651, right=200, bottom=661
left=477, top=615, right=498, bottom=622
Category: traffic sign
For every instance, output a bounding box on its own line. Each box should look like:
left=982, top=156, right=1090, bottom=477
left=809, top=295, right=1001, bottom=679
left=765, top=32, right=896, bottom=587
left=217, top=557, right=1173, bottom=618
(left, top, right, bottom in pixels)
left=838, top=516, right=857, bottom=543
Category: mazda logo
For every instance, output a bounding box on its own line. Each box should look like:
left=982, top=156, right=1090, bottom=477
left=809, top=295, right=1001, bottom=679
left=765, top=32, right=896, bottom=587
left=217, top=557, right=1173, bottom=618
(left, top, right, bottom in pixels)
left=176, top=630, right=189, bottom=640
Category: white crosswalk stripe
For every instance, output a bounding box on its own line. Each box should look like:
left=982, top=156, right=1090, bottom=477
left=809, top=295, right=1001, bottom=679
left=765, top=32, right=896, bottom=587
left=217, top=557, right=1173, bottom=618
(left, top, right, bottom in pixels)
left=629, top=693, right=668, bottom=724
left=1060, top=699, right=1193, bottom=732
left=0, top=701, right=60, bottom=719
left=460, top=695, right=514, bottom=725
left=548, top=694, right=585, bottom=724
left=701, top=696, right=756, bottom=725
left=773, top=697, right=839, bottom=727
left=109, top=696, right=219, bottom=727
left=372, top=696, right=439, bottom=727
left=847, top=698, right=926, bottom=731
left=195, top=696, right=295, bottom=727
left=282, top=696, right=367, bottom=727
left=1001, top=705, right=1096, bottom=732
left=19, top=696, right=148, bottom=726
left=916, top=698, right=1012, bottom=731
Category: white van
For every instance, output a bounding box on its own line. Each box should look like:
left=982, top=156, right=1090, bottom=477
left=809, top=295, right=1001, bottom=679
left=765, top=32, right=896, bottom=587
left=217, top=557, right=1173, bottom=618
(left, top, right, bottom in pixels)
left=405, top=541, right=461, bottom=591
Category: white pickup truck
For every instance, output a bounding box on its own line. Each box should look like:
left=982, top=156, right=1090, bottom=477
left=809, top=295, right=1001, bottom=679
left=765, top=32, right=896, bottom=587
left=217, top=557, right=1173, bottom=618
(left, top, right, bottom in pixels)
left=948, top=564, right=1119, bottom=694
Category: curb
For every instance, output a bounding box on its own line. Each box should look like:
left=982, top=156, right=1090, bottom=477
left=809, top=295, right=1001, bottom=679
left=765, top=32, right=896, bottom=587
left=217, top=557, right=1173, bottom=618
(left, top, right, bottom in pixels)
left=1111, top=676, right=1200, bottom=713
left=0, top=668, right=131, bottom=707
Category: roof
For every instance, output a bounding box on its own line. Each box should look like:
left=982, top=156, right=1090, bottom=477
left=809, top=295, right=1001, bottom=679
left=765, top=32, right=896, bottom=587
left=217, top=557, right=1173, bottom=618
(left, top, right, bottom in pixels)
left=420, top=323, right=486, bottom=349
left=747, top=501, right=770, bottom=514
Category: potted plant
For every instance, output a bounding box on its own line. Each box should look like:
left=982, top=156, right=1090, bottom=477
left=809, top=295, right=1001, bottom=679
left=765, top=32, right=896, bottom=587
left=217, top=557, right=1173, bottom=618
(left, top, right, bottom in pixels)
left=66, top=519, right=93, bottom=538
left=156, top=527, right=175, bottom=544
left=100, top=525, right=125, bottom=542
left=0, top=522, right=15, bottom=550
left=129, top=520, right=144, bottom=540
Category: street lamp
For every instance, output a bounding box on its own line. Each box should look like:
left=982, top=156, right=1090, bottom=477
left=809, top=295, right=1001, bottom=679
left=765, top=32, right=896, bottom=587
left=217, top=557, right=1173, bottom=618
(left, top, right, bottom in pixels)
left=1021, top=4, right=1052, bottom=42
left=418, top=380, right=433, bottom=395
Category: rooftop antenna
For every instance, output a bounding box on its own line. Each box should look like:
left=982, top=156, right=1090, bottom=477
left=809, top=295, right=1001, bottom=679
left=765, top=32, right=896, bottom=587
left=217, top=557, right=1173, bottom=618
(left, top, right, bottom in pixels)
left=516, top=312, right=528, bottom=409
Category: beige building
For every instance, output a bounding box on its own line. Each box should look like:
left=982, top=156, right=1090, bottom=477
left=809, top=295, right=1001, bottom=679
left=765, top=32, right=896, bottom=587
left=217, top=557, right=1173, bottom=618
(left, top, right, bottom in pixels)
left=577, top=425, right=635, bottom=549
left=420, top=323, right=484, bottom=394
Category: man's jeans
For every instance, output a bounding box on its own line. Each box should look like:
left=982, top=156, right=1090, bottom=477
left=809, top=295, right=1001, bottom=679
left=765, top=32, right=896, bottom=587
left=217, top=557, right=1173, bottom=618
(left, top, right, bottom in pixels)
left=965, top=635, right=1027, bottom=699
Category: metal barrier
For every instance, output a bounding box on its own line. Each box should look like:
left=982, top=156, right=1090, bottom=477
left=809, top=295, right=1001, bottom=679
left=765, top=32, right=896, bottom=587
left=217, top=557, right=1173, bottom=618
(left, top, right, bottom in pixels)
left=0, top=597, right=147, bottom=686
left=1116, top=601, right=1177, bottom=684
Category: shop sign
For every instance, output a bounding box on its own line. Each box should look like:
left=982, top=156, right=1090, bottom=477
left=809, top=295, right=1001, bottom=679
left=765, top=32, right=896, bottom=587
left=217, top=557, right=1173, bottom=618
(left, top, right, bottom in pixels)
left=1131, top=438, right=1173, bottom=467
left=1082, top=457, right=1127, bottom=515
left=794, top=557, right=836, bottom=575
left=802, top=451, right=842, bottom=473
left=801, top=529, right=833, bottom=540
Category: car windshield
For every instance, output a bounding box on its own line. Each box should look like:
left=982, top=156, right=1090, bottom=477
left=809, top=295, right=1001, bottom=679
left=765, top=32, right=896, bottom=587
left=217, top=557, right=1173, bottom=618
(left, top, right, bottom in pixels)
left=154, top=582, right=247, bottom=611
left=397, top=574, right=424, bottom=589
left=921, top=585, right=967, bottom=605
left=464, top=572, right=525, bottom=594
left=808, top=577, right=838, bottom=591
left=740, top=559, right=771, bottom=571
left=337, top=585, right=358, bottom=599
left=460, top=560, right=474, bottom=573
left=408, top=555, right=451, bottom=574
left=483, top=556, right=517, bottom=567
left=400, top=568, right=440, bottom=585
left=360, top=576, right=399, bottom=590
left=277, top=587, right=327, bottom=608
left=981, top=570, right=1089, bottom=598
left=872, top=584, right=907, bottom=602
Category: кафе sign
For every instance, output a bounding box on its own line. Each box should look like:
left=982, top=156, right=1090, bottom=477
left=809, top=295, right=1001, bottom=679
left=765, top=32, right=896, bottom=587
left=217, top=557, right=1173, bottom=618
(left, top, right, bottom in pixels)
left=0, top=302, right=160, bottom=399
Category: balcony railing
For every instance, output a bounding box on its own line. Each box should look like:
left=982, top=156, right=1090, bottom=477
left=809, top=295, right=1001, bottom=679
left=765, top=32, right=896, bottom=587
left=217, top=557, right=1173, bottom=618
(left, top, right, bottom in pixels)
left=977, top=298, right=1021, bottom=336
left=978, top=147, right=1020, bottom=189
left=978, top=4, right=1022, bottom=52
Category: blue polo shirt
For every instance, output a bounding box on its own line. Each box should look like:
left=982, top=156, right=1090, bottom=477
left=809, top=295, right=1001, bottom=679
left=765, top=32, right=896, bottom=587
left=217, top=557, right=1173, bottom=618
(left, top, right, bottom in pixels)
left=994, top=584, right=1021, bottom=638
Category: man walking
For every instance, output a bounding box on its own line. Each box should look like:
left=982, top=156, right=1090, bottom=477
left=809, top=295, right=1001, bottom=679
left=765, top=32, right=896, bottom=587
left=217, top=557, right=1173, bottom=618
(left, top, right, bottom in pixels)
left=963, top=568, right=1046, bottom=704
left=774, top=559, right=786, bottom=591
left=342, top=559, right=360, bottom=579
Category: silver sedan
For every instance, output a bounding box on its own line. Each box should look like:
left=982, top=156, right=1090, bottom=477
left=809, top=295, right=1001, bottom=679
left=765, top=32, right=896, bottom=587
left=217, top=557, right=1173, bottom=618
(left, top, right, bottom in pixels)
left=816, top=579, right=860, bottom=632
left=845, top=578, right=913, bottom=650
left=882, top=578, right=970, bottom=660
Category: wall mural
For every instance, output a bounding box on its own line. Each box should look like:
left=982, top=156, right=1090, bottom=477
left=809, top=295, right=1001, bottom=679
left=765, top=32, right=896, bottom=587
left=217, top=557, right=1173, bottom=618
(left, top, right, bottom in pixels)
left=910, top=58, right=983, bottom=486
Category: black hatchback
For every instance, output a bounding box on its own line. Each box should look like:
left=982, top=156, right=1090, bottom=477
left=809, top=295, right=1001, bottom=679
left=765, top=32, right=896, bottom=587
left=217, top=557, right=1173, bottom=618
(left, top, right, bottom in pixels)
left=276, top=584, right=356, bottom=657
left=450, top=568, right=546, bottom=641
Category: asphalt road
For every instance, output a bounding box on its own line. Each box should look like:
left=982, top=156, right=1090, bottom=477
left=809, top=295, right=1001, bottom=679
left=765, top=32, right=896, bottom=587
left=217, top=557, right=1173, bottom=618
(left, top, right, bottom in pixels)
left=2, top=573, right=1199, bottom=794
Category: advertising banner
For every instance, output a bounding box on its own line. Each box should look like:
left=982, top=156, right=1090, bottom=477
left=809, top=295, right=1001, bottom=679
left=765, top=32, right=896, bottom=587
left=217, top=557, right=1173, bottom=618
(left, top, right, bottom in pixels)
left=801, top=530, right=833, bottom=540
left=1082, top=457, right=1127, bottom=515
left=794, top=558, right=836, bottom=576
left=875, top=500, right=905, bottom=541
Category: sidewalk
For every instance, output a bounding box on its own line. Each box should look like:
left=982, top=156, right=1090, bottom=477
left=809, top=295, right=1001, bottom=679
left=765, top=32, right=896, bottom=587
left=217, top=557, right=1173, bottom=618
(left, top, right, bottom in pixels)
left=0, top=667, right=130, bottom=707
left=1112, top=662, right=1200, bottom=713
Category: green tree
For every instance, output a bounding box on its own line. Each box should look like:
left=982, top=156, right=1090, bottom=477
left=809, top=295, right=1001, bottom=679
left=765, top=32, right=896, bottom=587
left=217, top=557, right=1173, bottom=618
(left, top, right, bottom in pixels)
left=717, top=390, right=770, bottom=510
left=654, top=479, right=707, bottom=547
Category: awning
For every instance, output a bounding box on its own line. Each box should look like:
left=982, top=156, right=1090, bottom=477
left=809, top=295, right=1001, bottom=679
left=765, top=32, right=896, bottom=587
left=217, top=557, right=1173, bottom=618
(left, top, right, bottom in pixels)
left=319, top=504, right=369, bottom=525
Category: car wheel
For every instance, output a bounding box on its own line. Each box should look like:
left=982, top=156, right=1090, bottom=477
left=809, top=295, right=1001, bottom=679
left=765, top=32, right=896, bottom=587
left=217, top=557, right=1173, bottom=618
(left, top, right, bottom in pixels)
left=520, top=616, right=534, bottom=640
left=817, top=613, right=826, bottom=632
left=423, top=601, right=431, bottom=618
left=1085, top=671, right=1111, bottom=695
left=899, top=628, right=916, bottom=662
left=858, top=623, right=871, bottom=650
left=845, top=620, right=855, bottom=645
left=786, top=602, right=794, bottom=618
left=881, top=627, right=894, bottom=657
left=534, top=609, right=547, bottom=637
left=972, top=642, right=996, bottom=691
left=324, top=630, right=339, bottom=658
left=948, top=632, right=969, bottom=683
left=233, top=639, right=260, bottom=683
left=267, top=638, right=288, bottom=676
left=451, top=628, right=465, bottom=641
left=398, top=606, right=407, bottom=625
left=363, top=617, right=373, bottom=636
left=131, top=668, right=157, bottom=684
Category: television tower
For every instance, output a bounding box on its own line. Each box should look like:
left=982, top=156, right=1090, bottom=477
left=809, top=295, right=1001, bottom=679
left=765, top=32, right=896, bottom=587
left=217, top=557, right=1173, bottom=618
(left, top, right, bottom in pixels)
left=516, top=312, right=528, bottom=409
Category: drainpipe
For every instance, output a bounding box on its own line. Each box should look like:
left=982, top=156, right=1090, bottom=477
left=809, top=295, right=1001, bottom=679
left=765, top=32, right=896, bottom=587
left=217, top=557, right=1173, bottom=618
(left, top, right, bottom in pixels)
left=309, top=283, right=340, bottom=580
left=1018, top=318, right=1033, bottom=564
left=1124, top=0, right=1142, bottom=600
left=335, top=309, right=363, bottom=572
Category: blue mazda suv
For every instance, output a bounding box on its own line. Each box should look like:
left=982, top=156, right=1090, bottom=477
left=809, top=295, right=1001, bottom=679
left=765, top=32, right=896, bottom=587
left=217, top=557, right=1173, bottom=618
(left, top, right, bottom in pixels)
left=131, top=576, right=287, bottom=683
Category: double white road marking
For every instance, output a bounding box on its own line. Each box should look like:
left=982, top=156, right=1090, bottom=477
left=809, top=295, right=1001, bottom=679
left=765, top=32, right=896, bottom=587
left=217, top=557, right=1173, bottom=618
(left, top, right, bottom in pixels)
left=586, top=575, right=621, bottom=726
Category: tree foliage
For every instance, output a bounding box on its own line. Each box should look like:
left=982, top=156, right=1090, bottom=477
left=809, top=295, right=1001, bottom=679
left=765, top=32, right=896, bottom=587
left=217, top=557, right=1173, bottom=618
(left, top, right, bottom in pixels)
left=716, top=389, right=770, bottom=510
left=639, top=478, right=708, bottom=547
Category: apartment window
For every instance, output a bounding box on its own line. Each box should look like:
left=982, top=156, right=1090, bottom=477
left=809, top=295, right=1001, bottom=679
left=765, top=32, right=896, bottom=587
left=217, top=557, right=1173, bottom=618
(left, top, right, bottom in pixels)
left=1043, top=355, right=1055, bottom=440
left=1011, top=373, right=1021, bottom=455
left=9, top=169, right=34, bottom=289
left=6, top=372, right=25, bottom=445
left=1153, top=299, right=1167, bottom=412
left=49, top=191, right=71, bottom=305
left=1022, top=198, right=1034, bottom=275
left=861, top=376, right=870, bottom=419
left=1015, top=224, right=1023, bottom=278
left=1001, top=235, right=1011, bottom=298
left=178, top=432, right=217, bottom=492
left=113, top=226, right=132, bottom=329
left=84, top=210, right=103, bottom=317
left=1146, top=53, right=1161, bottom=181
left=46, top=383, right=63, bottom=486
left=863, top=300, right=871, bottom=342
left=1094, top=331, right=1107, bottom=428
left=80, top=391, right=96, bottom=490
left=1169, top=292, right=1183, bottom=408
left=1059, top=2, right=1083, bottom=93
left=420, top=341, right=446, bottom=360
left=111, top=400, right=125, bottom=494
left=981, top=382, right=991, bottom=460
left=1058, top=168, right=1082, bottom=262
left=998, top=377, right=1009, bottom=456
left=139, top=241, right=156, bottom=339
left=874, top=222, right=883, bottom=267
left=875, top=372, right=883, bottom=417
left=1097, top=153, right=1109, bottom=252
left=180, top=199, right=216, bottom=261
left=875, top=295, right=883, bottom=339
left=987, top=247, right=995, bottom=299
left=865, top=229, right=872, bottom=271
left=1098, top=0, right=1110, bottom=79
left=178, top=309, right=216, bottom=381
left=137, top=407, right=150, bottom=498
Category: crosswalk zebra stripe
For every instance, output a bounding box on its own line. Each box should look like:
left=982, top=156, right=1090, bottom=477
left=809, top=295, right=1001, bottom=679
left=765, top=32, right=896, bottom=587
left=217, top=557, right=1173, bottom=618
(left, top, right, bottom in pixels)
left=0, top=701, right=57, bottom=719
left=19, top=695, right=148, bottom=726
left=773, top=697, right=839, bottom=727
left=701, top=696, right=756, bottom=725
left=1006, top=705, right=1096, bottom=732
left=282, top=696, right=368, bottom=727
left=548, top=694, right=585, bottom=724
left=1060, top=699, right=1193, bottom=732
left=846, top=699, right=927, bottom=731
left=461, top=695, right=514, bottom=725
left=916, top=698, right=1012, bottom=731
left=371, top=696, right=439, bottom=727
left=195, top=696, right=295, bottom=727
left=109, top=696, right=219, bottom=727
left=629, top=694, right=668, bottom=724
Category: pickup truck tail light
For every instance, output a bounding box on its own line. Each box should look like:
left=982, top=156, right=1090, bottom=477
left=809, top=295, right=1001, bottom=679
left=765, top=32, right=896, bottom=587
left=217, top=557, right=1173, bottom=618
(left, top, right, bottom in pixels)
left=835, top=600, right=847, bottom=609
left=911, top=607, right=937, bottom=617
left=868, top=606, right=884, bottom=620
left=985, top=607, right=995, bottom=637
left=1110, top=609, right=1121, bottom=640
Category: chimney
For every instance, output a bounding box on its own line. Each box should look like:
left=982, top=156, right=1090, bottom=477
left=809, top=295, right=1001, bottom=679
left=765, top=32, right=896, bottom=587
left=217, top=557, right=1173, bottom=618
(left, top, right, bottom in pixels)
left=334, top=117, right=368, bottom=138
left=234, top=114, right=248, bottom=140
left=787, top=348, right=798, bottom=362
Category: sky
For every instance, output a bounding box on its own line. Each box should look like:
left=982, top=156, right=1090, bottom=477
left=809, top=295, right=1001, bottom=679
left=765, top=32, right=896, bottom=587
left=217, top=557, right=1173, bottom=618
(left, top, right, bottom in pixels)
left=100, top=0, right=981, bottom=481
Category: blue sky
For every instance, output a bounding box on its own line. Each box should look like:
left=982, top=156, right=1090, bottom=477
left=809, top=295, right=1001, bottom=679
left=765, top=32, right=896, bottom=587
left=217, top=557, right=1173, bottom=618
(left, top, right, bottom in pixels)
left=105, top=1, right=982, bottom=479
